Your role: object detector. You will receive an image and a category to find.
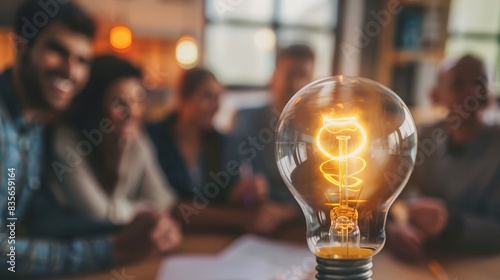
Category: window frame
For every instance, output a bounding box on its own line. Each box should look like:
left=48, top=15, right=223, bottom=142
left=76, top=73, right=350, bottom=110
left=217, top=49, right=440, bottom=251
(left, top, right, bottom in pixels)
left=202, top=0, right=341, bottom=90
left=445, top=3, right=500, bottom=97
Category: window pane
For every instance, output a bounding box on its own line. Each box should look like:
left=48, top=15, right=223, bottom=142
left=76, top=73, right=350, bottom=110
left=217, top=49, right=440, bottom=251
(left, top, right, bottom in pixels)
left=205, top=0, right=273, bottom=23
left=448, top=0, right=500, bottom=34
left=445, top=37, right=499, bottom=78
left=205, top=24, right=275, bottom=86
left=279, top=0, right=337, bottom=27
left=278, top=28, right=334, bottom=79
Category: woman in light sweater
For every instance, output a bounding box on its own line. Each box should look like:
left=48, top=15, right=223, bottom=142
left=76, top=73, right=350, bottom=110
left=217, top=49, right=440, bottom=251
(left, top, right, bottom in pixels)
left=52, top=55, right=176, bottom=225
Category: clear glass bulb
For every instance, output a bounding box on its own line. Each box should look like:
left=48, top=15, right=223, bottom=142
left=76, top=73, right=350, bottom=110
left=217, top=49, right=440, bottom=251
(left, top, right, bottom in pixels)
left=275, top=76, right=417, bottom=260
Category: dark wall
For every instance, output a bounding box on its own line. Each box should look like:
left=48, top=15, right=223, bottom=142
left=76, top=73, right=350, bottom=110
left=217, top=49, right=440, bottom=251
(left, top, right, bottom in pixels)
left=0, top=0, right=25, bottom=28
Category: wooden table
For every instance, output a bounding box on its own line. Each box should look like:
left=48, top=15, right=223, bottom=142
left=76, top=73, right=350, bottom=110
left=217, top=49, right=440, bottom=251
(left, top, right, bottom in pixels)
left=70, top=232, right=242, bottom=280
left=68, top=227, right=500, bottom=280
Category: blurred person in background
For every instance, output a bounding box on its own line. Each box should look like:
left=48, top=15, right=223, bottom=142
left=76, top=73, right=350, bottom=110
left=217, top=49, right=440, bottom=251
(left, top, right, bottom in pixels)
left=231, top=44, right=315, bottom=213
left=387, top=55, right=500, bottom=261
left=30, top=55, right=180, bottom=254
left=148, top=67, right=296, bottom=234
left=0, top=1, right=177, bottom=278
left=51, top=55, right=177, bottom=224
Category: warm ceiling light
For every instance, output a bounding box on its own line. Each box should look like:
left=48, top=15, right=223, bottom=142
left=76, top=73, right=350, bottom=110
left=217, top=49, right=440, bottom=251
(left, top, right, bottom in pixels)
left=110, top=25, right=132, bottom=50
left=176, top=36, right=198, bottom=69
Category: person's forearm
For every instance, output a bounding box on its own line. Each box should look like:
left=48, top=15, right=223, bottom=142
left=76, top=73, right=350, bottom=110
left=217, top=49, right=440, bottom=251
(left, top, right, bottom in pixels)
left=439, top=212, right=500, bottom=254
left=0, top=234, right=112, bottom=278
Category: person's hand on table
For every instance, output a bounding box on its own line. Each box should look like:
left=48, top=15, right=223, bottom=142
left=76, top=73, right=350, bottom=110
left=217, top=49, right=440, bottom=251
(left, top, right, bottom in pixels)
left=409, top=197, right=449, bottom=239
left=230, top=172, right=269, bottom=206
left=111, top=210, right=158, bottom=265
left=386, top=197, right=449, bottom=262
left=111, top=209, right=182, bottom=265
left=244, top=202, right=297, bottom=234
left=150, top=211, right=182, bottom=254
left=386, top=222, right=426, bottom=262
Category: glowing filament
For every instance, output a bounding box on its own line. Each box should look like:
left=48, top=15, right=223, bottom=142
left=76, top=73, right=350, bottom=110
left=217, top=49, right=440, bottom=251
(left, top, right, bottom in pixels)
left=317, top=117, right=367, bottom=204
left=316, top=116, right=367, bottom=258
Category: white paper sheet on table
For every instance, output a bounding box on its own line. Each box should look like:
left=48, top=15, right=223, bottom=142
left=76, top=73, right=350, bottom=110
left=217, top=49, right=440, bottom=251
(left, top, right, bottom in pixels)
left=156, top=255, right=273, bottom=280
left=219, top=235, right=315, bottom=280
left=156, top=235, right=315, bottom=280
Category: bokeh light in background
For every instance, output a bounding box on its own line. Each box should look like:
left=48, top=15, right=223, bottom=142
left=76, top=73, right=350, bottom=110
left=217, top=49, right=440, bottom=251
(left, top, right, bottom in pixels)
left=254, top=28, right=276, bottom=52
left=176, top=36, right=199, bottom=69
left=110, top=25, right=133, bottom=50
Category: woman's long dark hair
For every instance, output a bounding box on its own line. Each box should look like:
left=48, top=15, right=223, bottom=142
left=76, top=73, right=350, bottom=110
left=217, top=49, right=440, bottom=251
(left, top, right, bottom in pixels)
left=69, top=54, right=142, bottom=189
left=71, top=55, right=142, bottom=133
left=178, top=67, right=216, bottom=100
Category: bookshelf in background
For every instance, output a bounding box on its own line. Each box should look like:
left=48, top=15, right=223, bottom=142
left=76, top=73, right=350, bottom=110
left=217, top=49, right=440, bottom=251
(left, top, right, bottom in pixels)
left=376, top=0, right=451, bottom=107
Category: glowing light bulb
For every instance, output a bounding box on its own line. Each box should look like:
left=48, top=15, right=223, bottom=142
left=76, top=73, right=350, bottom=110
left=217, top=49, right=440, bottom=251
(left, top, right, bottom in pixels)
left=176, top=36, right=198, bottom=69
left=275, top=76, right=417, bottom=279
left=110, top=25, right=132, bottom=50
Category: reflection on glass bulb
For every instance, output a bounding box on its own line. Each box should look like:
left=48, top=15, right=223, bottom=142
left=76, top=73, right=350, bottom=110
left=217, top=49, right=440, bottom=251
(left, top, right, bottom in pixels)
left=275, top=76, right=417, bottom=265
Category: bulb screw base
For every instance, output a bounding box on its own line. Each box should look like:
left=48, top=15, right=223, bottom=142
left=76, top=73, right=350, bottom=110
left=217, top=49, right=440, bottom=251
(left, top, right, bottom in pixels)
left=315, top=256, right=373, bottom=280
